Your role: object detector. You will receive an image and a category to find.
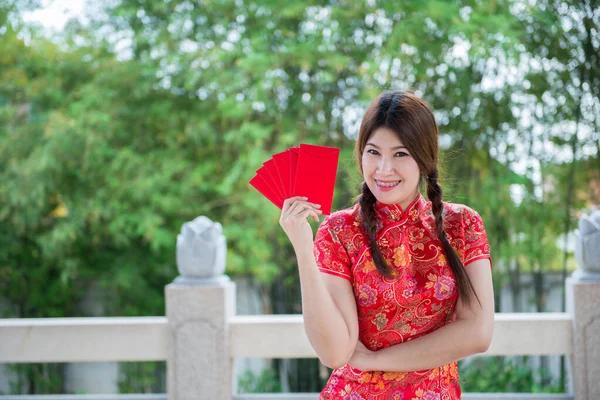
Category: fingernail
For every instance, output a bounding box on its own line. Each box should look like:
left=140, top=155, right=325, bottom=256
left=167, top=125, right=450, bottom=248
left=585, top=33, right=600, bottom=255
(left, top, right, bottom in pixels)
left=316, top=204, right=322, bottom=208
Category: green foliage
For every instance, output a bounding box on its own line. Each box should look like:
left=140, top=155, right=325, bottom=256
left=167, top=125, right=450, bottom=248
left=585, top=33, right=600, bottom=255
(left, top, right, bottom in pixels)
left=237, top=368, right=282, bottom=394
left=459, top=357, right=563, bottom=393
left=1, top=364, right=62, bottom=395
left=117, top=362, right=166, bottom=393
left=1, top=0, right=597, bottom=393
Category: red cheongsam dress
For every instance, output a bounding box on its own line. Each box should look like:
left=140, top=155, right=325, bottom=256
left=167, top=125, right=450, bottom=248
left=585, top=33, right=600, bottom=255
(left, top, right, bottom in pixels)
left=313, top=193, right=491, bottom=400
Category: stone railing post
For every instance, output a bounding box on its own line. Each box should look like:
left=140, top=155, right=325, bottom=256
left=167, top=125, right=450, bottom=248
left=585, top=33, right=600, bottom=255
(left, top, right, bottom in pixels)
left=566, top=210, right=600, bottom=399
left=166, top=216, right=235, bottom=400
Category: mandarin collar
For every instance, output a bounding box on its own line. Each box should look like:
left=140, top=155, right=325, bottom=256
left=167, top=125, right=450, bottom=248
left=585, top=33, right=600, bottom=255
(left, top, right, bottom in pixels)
left=375, top=193, right=425, bottom=225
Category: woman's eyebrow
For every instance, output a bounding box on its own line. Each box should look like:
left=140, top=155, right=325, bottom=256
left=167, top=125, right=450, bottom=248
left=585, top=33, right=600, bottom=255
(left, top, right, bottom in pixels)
left=366, top=142, right=406, bottom=150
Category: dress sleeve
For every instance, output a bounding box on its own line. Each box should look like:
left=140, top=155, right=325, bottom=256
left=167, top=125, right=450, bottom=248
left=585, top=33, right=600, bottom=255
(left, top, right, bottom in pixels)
left=461, top=207, right=493, bottom=268
left=313, top=214, right=353, bottom=282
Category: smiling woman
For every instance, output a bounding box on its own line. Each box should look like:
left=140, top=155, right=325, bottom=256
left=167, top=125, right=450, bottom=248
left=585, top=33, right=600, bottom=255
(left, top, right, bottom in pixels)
left=361, top=127, right=421, bottom=209
left=278, top=90, right=494, bottom=400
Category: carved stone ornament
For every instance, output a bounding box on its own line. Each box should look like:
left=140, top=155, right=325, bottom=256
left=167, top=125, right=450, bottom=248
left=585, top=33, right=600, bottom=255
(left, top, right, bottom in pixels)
left=175, top=216, right=228, bottom=284
left=574, top=210, right=600, bottom=280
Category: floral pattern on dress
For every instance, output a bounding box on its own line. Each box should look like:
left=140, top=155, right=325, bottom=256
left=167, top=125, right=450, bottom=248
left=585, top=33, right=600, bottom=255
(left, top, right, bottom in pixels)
left=358, top=284, right=378, bottom=307
left=314, top=194, right=491, bottom=400
left=426, top=273, right=456, bottom=301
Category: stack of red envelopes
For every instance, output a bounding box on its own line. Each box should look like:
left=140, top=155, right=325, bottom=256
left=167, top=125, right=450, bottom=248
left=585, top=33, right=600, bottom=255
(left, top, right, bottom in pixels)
left=249, top=144, right=340, bottom=215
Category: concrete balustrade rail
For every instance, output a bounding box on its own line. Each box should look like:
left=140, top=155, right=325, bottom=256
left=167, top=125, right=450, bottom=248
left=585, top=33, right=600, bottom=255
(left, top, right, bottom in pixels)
left=0, top=282, right=597, bottom=399
left=1, top=211, right=599, bottom=399
left=0, top=313, right=579, bottom=400
left=0, top=313, right=573, bottom=363
left=0, top=277, right=597, bottom=399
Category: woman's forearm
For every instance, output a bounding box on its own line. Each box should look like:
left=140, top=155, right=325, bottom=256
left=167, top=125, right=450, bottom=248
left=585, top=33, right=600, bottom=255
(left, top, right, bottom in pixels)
left=359, top=318, right=491, bottom=372
left=295, top=246, right=356, bottom=369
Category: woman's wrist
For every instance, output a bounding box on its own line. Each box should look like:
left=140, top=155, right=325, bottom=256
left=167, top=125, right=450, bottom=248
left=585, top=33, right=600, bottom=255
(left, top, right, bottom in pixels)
left=295, top=245, right=315, bottom=265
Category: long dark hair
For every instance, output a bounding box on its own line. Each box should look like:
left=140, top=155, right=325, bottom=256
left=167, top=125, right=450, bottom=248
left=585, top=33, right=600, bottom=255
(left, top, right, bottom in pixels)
left=355, top=90, right=479, bottom=306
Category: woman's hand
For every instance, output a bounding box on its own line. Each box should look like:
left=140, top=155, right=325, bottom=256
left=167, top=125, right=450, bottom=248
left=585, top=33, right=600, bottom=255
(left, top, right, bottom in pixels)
left=348, top=340, right=376, bottom=372
left=279, top=196, right=322, bottom=250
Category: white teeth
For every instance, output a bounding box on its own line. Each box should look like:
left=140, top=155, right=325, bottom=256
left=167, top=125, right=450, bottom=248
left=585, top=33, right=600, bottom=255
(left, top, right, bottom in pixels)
left=376, top=180, right=400, bottom=188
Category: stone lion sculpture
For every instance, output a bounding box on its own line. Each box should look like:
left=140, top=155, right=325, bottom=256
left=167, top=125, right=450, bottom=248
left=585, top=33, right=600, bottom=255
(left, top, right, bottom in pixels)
left=575, top=209, right=600, bottom=277
left=176, top=216, right=226, bottom=281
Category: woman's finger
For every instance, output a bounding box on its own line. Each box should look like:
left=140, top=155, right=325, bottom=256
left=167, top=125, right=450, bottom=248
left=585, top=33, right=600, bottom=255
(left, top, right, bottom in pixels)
left=283, top=197, right=321, bottom=212
left=286, top=201, right=304, bottom=216
left=299, top=208, right=322, bottom=223
left=282, top=197, right=308, bottom=213
left=290, top=202, right=322, bottom=217
left=290, top=202, right=312, bottom=216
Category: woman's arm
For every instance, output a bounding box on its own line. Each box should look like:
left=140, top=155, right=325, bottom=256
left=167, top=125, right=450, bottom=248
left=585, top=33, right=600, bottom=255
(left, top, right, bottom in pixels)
left=349, top=258, right=494, bottom=372
left=297, top=253, right=359, bottom=368
left=280, top=197, right=359, bottom=369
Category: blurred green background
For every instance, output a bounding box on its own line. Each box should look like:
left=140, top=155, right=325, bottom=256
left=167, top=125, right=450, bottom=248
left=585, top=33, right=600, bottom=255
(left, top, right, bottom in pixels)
left=0, top=0, right=598, bottom=395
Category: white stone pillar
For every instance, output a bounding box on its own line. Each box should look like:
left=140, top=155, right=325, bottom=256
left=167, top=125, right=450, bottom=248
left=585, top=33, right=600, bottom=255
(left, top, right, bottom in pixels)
left=166, top=216, right=236, bottom=400
left=566, top=210, right=600, bottom=399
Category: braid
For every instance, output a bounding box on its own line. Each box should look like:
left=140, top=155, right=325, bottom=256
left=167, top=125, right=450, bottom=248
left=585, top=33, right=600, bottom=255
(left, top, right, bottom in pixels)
left=358, top=182, right=395, bottom=278
left=427, top=170, right=480, bottom=306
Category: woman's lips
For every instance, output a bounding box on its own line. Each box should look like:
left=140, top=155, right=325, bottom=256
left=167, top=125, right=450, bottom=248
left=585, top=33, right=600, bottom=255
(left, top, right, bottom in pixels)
left=375, top=179, right=401, bottom=192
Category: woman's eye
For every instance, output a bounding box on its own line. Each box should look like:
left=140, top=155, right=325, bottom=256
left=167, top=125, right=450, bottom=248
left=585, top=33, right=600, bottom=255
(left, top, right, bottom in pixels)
left=395, top=151, right=409, bottom=157
left=367, top=149, right=379, bottom=155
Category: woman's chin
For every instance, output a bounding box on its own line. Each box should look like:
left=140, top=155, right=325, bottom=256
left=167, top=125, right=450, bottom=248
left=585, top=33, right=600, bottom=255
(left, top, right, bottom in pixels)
left=373, top=188, right=419, bottom=207
left=373, top=191, right=404, bottom=204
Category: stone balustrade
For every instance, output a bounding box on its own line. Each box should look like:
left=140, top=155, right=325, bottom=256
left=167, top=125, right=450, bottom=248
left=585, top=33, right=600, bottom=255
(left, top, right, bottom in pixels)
left=0, top=213, right=598, bottom=399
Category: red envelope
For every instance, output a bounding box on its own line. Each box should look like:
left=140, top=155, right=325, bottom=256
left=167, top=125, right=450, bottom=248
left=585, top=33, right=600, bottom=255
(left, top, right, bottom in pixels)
left=249, top=173, right=284, bottom=209
left=262, top=159, right=286, bottom=200
left=292, top=144, right=340, bottom=215
left=257, top=165, right=284, bottom=204
left=289, top=146, right=300, bottom=194
left=272, top=150, right=292, bottom=199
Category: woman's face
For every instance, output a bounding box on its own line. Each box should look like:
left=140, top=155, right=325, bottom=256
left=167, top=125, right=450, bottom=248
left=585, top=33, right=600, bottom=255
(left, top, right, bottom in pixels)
left=361, top=127, right=421, bottom=209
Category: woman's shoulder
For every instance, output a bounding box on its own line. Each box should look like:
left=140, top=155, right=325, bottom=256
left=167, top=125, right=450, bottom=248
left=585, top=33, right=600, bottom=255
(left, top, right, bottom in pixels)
left=438, top=201, right=485, bottom=226
left=317, top=204, right=362, bottom=235
left=324, top=204, right=361, bottom=223
left=442, top=201, right=481, bottom=216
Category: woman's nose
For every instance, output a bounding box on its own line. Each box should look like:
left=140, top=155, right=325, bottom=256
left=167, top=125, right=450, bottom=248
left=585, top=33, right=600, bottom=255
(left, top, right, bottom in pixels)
left=377, top=157, right=393, bottom=173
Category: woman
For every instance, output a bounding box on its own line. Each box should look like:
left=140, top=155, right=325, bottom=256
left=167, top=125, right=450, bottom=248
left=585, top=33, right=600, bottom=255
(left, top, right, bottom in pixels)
left=279, top=90, right=494, bottom=399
